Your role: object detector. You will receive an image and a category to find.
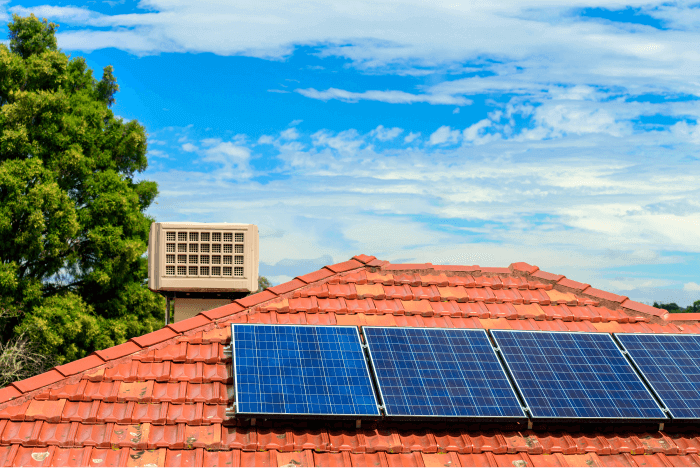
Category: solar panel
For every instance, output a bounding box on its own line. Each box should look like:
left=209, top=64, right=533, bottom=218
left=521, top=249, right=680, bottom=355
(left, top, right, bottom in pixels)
left=363, top=327, right=526, bottom=418
left=616, top=333, right=700, bottom=420
left=492, top=330, right=667, bottom=420
left=232, top=324, right=380, bottom=417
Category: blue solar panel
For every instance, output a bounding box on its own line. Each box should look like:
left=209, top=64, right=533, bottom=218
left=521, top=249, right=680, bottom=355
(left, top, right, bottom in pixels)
left=363, top=327, right=525, bottom=418
left=232, top=324, right=380, bottom=416
left=616, top=333, right=700, bottom=420
left=492, top=330, right=667, bottom=420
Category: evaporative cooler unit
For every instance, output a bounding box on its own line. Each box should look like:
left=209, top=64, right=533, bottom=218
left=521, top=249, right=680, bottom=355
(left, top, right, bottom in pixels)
left=148, top=222, right=259, bottom=323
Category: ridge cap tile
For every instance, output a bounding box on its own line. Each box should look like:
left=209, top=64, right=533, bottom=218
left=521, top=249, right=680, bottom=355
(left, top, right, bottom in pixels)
left=532, top=270, right=565, bottom=282
left=510, top=262, right=539, bottom=274
left=481, top=267, right=511, bottom=274
left=130, top=327, right=178, bottom=348
left=167, top=314, right=212, bottom=334
left=296, top=267, right=335, bottom=284
left=352, top=254, right=376, bottom=264
left=235, top=289, right=278, bottom=308
left=0, top=385, right=22, bottom=403
left=200, top=302, right=245, bottom=321
left=267, top=278, right=306, bottom=296
left=666, top=312, right=700, bottom=321
left=12, top=369, right=64, bottom=394
left=93, top=341, right=142, bottom=362
left=621, top=299, right=666, bottom=317
left=325, top=259, right=364, bottom=273
left=381, top=263, right=433, bottom=270
left=54, top=355, right=105, bottom=378
left=557, top=277, right=591, bottom=290
left=433, top=264, right=480, bottom=272
left=582, top=286, right=629, bottom=303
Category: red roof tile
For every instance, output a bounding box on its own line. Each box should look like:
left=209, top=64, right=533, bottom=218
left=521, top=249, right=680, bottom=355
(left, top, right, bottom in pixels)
left=0, top=385, right=21, bottom=404
left=381, top=262, right=433, bottom=270
left=325, top=259, right=364, bottom=273
left=201, top=301, right=245, bottom=320
left=131, top=328, right=178, bottom=348
left=1, top=254, right=698, bottom=467
left=434, top=264, right=480, bottom=272
left=266, top=278, right=306, bottom=296
left=510, top=262, right=539, bottom=274
left=352, top=254, right=376, bottom=264
left=93, top=341, right=142, bottom=362
left=621, top=299, right=666, bottom=317
left=11, top=370, right=64, bottom=394
left=582, top=286, right=629, bottom=304
left=667, top=312, right=700, bottom=321
left=235, top=289, right=277, bottom=308
left=557, top=277, right=590, bottom=291
left=167, top=315, right=212, bottom=334
left=296, top=268, right=334, bottom=284
left=532, top=269, right=565, bottom=282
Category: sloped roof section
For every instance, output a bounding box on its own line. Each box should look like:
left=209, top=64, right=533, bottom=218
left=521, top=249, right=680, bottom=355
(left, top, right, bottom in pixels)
left=1, top=255, right=699, bottom=467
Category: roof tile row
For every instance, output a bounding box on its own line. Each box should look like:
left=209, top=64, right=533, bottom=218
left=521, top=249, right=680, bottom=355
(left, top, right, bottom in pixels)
left=0, top=401, right=226, bottom=426
left=5, top=444, right=699, bottom=468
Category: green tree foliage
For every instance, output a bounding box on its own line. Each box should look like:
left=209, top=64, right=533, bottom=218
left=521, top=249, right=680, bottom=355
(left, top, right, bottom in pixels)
left=0, top=14, right=163, bottom=368
left=653, top=302, right=681, bottom=312
left=258, top=276, right=272, bottom=292
left=654, top=300, right=700, bottom=314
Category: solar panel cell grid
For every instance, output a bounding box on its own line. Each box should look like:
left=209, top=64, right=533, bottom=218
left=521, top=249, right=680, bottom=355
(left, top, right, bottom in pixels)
left=492, top=330, right=666, bottom=420
left=233, top=324, right=380, bottom=416
left=363, top=327, right=524, bottom=418
left=616, top=333, right=700, bottom=420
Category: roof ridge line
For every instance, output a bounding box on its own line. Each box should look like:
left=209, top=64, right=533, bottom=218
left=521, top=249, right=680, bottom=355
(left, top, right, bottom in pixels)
left=506, top=261, right=669, bottom=324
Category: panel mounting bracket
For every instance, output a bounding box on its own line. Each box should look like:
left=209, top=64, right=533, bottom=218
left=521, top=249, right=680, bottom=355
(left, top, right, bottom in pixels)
left=223, top=344, right=232, bottom=359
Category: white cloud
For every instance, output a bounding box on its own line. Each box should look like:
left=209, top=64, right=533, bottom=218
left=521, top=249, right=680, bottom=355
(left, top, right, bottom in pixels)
left=684, top=282, right=700, bottom=292
left=181, top=143, right=198, bottom=152
left=453, top=107, right=460, bottom=114
left=404, top=132, right=421, bottom=143
left=428, top=125, right=461, bottom=145
left=370, top=125, right=403, bottom=141
left=295, top=88, right=471, bottom=106
left=463, top=119, right=493, bottom=145
left=280, top=128, right=300, bottom=140
left=143, top=116, right=700, bottom=307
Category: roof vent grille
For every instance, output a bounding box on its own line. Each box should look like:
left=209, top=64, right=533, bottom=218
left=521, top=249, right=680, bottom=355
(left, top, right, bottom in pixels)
left=148, top=222, right=259, bottom=293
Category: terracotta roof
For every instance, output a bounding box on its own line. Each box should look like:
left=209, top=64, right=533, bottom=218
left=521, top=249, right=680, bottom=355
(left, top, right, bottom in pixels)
left=1, top=255, right=699, bottom=467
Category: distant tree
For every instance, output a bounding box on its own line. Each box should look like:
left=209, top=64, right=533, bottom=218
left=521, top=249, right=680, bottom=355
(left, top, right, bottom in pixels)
left=653, top=302, right=681, bottom=312
left=654, top=300, right=700, bottom=314
left=0, top=14, right=163, bottom=368
left=258, top=276, right=272, bottom=292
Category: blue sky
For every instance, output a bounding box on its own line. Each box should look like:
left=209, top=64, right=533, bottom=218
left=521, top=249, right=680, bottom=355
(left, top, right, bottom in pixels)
left=2, top=0, right=699, bottom=306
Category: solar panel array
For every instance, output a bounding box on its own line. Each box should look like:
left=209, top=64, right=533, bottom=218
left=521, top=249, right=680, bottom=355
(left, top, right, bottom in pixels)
left=492, top=330, right=667, bottom=419
left=363, top=327, right=525, bottom=418
left=616, top=333, right=700, bottom=420
left=232, top=324, right=380, bottom=416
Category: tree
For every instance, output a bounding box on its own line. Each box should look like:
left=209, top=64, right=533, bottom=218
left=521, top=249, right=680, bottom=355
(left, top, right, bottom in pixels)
left=654, top=300, right=700, bottom=313
left=0, top=14, right=163, bottom=368
left=258, top=276, right=272, bottom=292
left=653, top=302, right=681, bottom=312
